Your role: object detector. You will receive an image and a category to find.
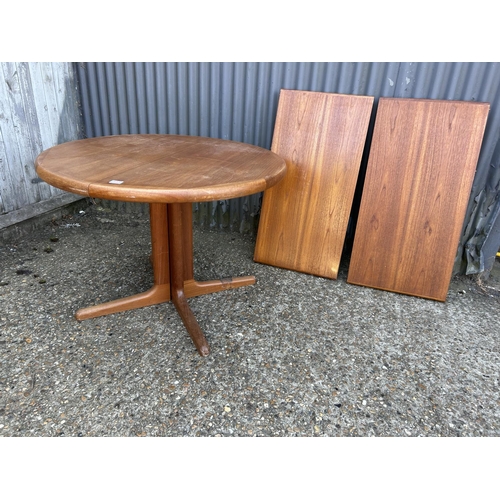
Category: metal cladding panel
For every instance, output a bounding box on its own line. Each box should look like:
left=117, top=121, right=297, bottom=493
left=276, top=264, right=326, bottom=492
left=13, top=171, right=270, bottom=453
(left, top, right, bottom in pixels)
left=75, top=62, right=500, bottom=274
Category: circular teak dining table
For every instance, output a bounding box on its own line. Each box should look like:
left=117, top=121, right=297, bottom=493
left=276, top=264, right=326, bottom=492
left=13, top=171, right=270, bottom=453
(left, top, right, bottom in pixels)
left=35, top=134, right=287, bottom=356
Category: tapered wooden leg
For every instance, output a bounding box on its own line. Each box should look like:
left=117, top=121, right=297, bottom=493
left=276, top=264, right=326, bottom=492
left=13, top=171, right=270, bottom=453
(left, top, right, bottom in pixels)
left=184, top=276, right=256, bottom=298
left=168, top=202, right=210, bottom=356
left=75, top=203, right=171, bottom=320
left=180, top=203, right=256, bottom=299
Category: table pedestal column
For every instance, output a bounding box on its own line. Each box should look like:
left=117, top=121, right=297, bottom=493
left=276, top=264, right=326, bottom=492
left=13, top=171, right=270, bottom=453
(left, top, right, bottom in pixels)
left=75, top=202, right=256, bottom=356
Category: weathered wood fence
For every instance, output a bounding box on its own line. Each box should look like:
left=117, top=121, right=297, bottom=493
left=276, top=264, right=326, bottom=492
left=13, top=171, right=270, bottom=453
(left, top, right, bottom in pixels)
left=0, top=62, right=83, bottom=231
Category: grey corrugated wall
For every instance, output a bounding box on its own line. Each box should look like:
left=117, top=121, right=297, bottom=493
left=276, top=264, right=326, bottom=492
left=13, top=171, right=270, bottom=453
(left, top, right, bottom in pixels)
left=75, top=62, right=500, bottom=275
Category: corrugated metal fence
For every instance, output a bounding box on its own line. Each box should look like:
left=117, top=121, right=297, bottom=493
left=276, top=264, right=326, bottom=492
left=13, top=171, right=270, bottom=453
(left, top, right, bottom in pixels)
left=75, top=62, right=500, bottom=275
left=0, top=62, right=84, bottom=230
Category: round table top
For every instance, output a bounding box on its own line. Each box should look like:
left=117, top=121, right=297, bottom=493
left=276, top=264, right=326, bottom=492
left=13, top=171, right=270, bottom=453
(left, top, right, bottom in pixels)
left=35, top=134, right=287, bottom=203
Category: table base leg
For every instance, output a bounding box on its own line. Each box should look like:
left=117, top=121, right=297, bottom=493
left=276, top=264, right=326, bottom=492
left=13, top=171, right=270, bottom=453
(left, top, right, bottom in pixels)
left=184, top=276, right=256, bottom=299
left=76, top=275, right=256, bottom=321
left=75, top=284, right=171, bottom=320
left=171, top=290, right=210, bottom=356
left=179, top=203, right=256, bottom=300
left=169, top=202, right=211, bottom=356
left=76, top=203, right=171, bottom=320
left=75, top=202, right=255, bottom=356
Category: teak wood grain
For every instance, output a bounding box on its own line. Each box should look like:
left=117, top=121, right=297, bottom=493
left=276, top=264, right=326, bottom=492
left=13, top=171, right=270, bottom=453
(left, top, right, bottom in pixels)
left=254, top=90, right=374, bottom=279
left=347, top=98, right=489, bottom=301
left=35, top=134, right=286, bottom=203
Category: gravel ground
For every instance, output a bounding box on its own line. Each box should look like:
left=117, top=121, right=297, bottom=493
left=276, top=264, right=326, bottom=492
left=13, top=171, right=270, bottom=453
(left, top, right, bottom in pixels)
left=1, top=201, right=499, bottom=437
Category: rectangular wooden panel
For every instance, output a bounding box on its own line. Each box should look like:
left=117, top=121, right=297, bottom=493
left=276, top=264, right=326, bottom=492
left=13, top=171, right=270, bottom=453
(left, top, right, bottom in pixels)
left=347, top=97, right=489, bottom=301
left=254, top=89, right=374, bottom=279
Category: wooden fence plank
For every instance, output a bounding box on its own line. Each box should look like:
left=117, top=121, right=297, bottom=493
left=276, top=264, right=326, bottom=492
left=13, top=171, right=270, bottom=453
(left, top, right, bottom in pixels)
left=347, top=97, right=489, bottom=301
left=0, top=62, right=83, bottom=222
left=0, top=62, right=32, bottom=212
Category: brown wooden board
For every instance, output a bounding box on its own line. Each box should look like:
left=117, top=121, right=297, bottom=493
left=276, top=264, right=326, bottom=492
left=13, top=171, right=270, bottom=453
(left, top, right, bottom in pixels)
left=254, top=90, right=374, bottom=279
left=347, top=97, right=489, bottom=301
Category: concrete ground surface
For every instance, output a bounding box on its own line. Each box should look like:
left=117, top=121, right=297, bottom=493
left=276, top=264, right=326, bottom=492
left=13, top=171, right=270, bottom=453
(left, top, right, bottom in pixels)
left=1, top=200, right=499, bottom=437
